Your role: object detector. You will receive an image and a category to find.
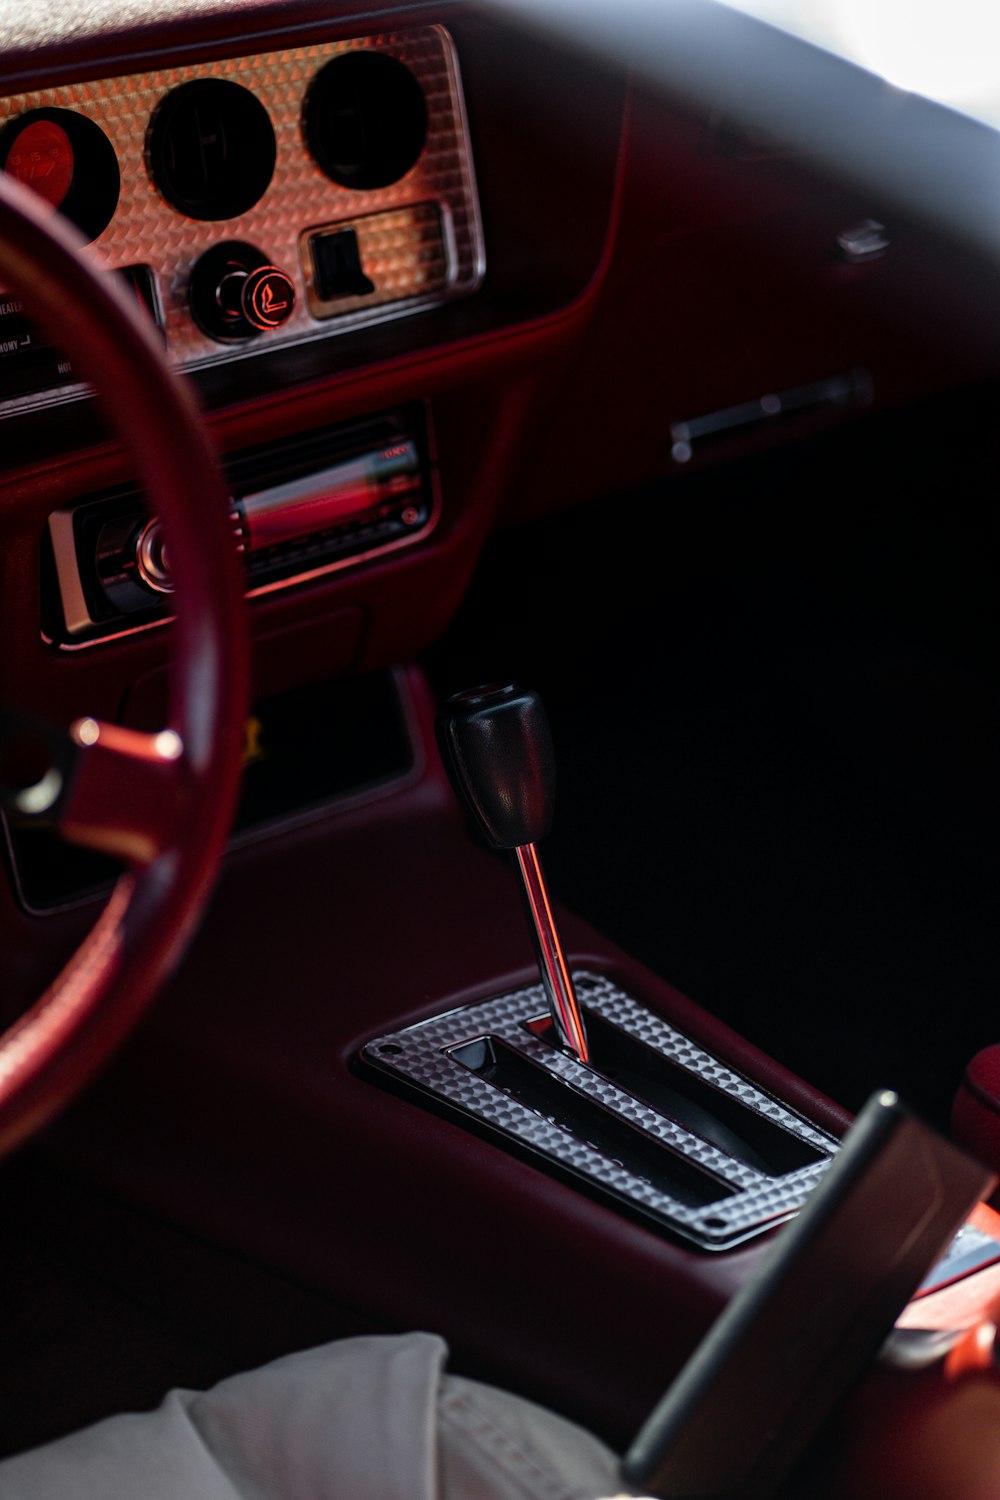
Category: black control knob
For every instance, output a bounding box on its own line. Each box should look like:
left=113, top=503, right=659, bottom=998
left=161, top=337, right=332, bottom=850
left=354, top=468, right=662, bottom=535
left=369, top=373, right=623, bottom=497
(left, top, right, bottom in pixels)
left=189, top=240, right=296, bottom=342
left=436, top=683, right=556, bottom=851
left=94, top=514, right=172, bottom=613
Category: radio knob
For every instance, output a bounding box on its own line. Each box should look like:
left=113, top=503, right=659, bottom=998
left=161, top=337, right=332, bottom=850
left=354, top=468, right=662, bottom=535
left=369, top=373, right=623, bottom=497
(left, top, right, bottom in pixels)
left=189, top=241, right=296, bottom=342
left=134, top=518, right=173, bottom=593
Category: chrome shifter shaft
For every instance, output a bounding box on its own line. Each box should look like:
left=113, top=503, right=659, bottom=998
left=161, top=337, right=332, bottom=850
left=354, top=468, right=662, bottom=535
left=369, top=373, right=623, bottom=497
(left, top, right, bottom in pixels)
left=513, top=842, right=589, bottom=1061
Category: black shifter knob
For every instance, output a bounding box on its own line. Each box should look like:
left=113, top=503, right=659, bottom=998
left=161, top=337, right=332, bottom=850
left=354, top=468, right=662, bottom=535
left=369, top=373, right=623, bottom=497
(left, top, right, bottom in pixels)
left=436, top=683, right=555, bottom=850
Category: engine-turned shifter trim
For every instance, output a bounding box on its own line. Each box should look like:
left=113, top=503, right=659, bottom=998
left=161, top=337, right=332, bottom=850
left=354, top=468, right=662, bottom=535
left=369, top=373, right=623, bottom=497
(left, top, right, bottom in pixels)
left=360, top=972, right=840, bottom=1250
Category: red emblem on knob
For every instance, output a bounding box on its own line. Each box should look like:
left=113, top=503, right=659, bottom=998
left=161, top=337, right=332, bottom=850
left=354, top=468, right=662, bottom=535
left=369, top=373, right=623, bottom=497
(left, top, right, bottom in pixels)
left=242, top=266, right=295, bottom=331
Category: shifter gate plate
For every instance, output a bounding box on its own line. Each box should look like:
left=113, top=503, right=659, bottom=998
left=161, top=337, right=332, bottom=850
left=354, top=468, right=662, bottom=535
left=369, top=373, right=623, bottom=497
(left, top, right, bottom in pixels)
left=360, top=972, right=840, bottom=1250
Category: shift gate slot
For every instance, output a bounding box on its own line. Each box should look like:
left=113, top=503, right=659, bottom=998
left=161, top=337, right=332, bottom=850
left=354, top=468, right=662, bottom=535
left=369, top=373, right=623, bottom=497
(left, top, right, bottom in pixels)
left=450, top=1035, right=735, bottom=1209
left=527, top=1010, right=824, bottom=1176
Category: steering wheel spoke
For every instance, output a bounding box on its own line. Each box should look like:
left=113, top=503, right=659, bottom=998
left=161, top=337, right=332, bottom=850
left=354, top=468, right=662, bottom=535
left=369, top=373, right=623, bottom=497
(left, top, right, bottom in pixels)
left=1, top=708, right=189, bottom=866
left=59, top=718, right=188, bottom=866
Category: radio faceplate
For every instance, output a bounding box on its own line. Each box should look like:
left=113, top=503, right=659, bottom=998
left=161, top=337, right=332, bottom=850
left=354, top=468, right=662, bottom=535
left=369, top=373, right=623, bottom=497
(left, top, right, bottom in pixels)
left=43, top=404, right=437, bottom=647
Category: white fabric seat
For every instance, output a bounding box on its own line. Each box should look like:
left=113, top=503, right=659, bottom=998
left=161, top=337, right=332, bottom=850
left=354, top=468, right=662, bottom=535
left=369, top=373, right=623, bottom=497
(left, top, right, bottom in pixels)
left=0, top=1333, right=633, bottom=1500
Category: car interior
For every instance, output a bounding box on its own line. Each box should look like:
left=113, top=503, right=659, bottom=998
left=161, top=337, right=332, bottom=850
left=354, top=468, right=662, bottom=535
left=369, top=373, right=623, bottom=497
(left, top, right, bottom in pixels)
left=1, top=0, right=1000, bottom=1494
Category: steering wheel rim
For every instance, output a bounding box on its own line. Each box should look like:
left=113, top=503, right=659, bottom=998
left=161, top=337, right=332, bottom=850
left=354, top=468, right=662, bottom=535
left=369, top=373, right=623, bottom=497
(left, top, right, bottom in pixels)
left=0, top=173, right=250, bottom=1154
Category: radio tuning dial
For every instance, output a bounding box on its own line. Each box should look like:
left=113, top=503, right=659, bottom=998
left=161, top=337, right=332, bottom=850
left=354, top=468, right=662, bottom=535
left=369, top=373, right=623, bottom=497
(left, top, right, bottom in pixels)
left=189, top=241, right=296, bottom=342
left=135, top=519, right=173, bottom=594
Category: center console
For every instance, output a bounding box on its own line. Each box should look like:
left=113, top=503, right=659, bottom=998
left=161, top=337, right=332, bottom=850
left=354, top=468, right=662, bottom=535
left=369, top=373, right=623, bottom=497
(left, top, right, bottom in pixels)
left=363, top=680, right=839, bottom=1251
left=34, top=665, right=852, bottom=1446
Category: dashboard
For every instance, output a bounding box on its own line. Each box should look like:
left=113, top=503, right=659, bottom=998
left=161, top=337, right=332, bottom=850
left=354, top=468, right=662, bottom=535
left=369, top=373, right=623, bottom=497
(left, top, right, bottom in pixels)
left=0, top=0, right=995, bottom=922
left=0, top=4, right=626, bottom=666
left=0, top=27, right=484, bottom=412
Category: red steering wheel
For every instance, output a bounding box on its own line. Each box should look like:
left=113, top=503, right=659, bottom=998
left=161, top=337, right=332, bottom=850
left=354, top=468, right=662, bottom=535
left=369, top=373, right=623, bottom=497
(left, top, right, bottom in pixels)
left=0, top=173, right=250, bottom=1154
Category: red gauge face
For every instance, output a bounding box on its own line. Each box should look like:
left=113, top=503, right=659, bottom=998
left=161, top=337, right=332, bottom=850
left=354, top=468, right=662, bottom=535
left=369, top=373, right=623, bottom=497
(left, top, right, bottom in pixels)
left=4, top=118, right=74, bottom=211
left=0, top=109, right=119, bottom=242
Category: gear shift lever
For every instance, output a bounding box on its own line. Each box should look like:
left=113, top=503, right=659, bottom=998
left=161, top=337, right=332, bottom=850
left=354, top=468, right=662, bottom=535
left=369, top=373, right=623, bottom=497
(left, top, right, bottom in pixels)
left=436, top=684, right=589, bottom=1064
left=369, top=686, right=841, bottom=1251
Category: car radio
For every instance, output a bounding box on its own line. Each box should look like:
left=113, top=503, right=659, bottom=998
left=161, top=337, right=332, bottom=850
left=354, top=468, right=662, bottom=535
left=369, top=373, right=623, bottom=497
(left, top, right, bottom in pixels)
left=44, top=403, right=437, bottom=646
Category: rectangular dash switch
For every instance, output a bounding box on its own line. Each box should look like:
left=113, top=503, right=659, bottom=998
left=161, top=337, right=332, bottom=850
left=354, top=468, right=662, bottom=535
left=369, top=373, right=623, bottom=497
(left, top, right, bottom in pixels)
left=310, top=228, right=376, bottom=300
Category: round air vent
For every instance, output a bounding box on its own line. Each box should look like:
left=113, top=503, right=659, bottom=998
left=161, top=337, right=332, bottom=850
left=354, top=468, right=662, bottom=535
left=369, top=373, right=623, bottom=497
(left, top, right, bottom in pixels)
left=0, top=108, right=119, bottom=242
left=148, top=79, right=276, bottom=221
left=303, top=51, right=428, bottom=190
